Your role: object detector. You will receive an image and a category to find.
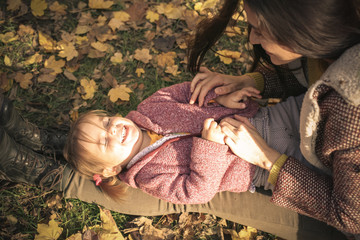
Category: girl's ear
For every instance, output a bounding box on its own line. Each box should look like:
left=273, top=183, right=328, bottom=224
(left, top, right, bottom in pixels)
left=102, top=165, right=122, bottom=177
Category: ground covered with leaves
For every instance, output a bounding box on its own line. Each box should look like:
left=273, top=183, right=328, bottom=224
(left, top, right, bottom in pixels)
left=0, top=0, right=279, bottom=239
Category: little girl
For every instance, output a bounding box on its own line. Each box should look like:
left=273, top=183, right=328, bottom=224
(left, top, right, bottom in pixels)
left=64, top=81, right=260, bottom=204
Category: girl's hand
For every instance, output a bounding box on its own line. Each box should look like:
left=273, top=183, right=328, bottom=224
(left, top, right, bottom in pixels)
left=215, top=87, right=261, bottom=109
left=190, top=67, right=257, bottom=107
left=202, top=118, right=226, bottom=144
left=220, top=115, right=281, bottom=170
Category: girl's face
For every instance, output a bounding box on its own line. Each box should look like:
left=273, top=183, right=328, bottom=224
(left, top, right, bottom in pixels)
left=78, top=114, right=143, bottom=174
left=244, top=2, right=302, bottom=65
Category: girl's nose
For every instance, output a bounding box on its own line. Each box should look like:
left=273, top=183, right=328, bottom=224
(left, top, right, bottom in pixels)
left=109, top=124, right=117, bottom=135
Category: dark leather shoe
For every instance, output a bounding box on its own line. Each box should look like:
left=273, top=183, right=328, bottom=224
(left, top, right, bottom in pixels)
left=0, top=94, right=67, bottom=154
left=0, top=127, right=64, bottom=189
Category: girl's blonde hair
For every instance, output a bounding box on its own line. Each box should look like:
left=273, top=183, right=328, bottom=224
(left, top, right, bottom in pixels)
left=63, top=110, right=127, bottom=201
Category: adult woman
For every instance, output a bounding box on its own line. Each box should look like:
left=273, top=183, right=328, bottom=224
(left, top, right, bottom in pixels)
left=1, top=0, right=358, bottom=239
left=188, top=0, right=360, bottom=237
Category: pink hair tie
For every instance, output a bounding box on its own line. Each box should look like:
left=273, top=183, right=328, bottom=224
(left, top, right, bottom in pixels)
left=93, top=174, right=102, bottom=186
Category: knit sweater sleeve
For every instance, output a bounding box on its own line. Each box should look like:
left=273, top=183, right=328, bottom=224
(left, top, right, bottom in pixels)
left=252, top=62, right=307, bottom=99
left=271, top=90, right=360, bottom=234
left=122, top=137, right=234, bottom=204
left=127, top=82, right=258, bottom=134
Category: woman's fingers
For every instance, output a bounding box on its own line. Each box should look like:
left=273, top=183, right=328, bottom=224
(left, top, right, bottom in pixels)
left=190, top=67, right=211, bottom=92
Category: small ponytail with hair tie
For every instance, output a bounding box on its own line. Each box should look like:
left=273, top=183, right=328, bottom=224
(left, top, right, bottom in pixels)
left=93, top=174, right=102, bottom=186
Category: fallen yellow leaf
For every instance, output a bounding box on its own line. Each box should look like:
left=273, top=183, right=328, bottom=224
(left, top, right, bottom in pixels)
left=58, top=41, right=78, bottom=61
left=165, top=65, right=180, bottom=76
left=0, top=32, right=19, bottom=43
left=110, top=52, right=123, bottom=64
left=134, top=48, right=152, bottom=64
left=77, top=78, right=98, bottom=100
left=44, top=55, right=65, bottom=75
left=146, top=10, right=159, bottom=23
left=157, top=51, right=176, bottom=68
left=24, top=53, right=43, bottom=65
left=4, top=56, right=12, bottom=67
left=34, top=219, right=63, bottom=240
left=135, top=68, right=145, bottom=77
left=15, top=72, right=33, bottom=89
left=38, top=31, right=57, bottom=52
left=108, top=84, right=132, bottom=102
left=89, top=0, right=114, bottom=9
left=31, top=0, right=48, bottom=17
left=216, top=50, right=241, bottom=64
left=91, top=41, right=109, bottom=52
left=113, top=11, right=130, bottom=21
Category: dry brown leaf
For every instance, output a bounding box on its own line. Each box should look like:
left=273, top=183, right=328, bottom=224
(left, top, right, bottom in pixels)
left=15, top=72, right=33, bottom=89
left=126, top=1, right=148, bottom=22
left=0, top=72, right=12, bottom=92
left=38, top=73, right=56, bottom=83
left=88, top=49, right=106, bottom=58
left=63, top=70, right=77, bottom=81
left=46, top=194, right=63, bottom=209
left=49, top=1, right=67, bottom=15
left=7, top=0, right=22, bottom=11
left=17, top=24, right=35, bottom=37
left=102, top=72, right=117, bottom=88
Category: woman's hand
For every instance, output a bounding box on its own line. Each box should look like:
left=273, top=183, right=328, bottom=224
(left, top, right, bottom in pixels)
left=202, top=118, right=226, bottom=144
left=190, top=67, right=258, bottom=107
left=215, top=87, right=261, bottom=109
left=220, top=115, right=281, bottom=171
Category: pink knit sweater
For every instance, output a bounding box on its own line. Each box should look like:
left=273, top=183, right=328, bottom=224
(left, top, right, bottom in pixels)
left=118, top=82, right=259, bottom=204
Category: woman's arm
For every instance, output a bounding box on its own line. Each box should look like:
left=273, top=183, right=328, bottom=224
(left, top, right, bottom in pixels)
left=271, top=91, right=360, bottom=234
left=126, top=81, right=258, bottom=134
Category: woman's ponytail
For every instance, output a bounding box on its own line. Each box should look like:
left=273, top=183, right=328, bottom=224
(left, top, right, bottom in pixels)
left=188, top=0, right=241, bottom=73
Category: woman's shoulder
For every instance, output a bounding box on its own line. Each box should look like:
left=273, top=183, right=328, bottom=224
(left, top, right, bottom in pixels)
left=319, top=43, right=360, bottom=107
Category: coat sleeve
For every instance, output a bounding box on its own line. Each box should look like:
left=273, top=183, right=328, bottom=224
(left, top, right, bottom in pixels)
left=126, top=82, right=258, bottom=134
left=122, top=137, right=236, bottom=204
left=271, top=91, right=360, bottom=234
left=253, top=63, right=307, bottom=99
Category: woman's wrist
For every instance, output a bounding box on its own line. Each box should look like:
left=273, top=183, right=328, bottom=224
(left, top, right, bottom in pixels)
left=243, top=72, right=264, bottom=92
left=268, top=154, right=288, bottom=186
left=263, top=147, right=281, bottom=171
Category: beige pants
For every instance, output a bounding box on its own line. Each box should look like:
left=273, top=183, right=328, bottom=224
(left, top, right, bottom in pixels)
left=60, top=166, right=346, bottom=240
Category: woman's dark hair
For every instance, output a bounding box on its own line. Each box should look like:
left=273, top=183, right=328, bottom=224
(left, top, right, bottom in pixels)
left=188, top=0, right=360, bottom=73
left=187, top=0, right=241, bottom=73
